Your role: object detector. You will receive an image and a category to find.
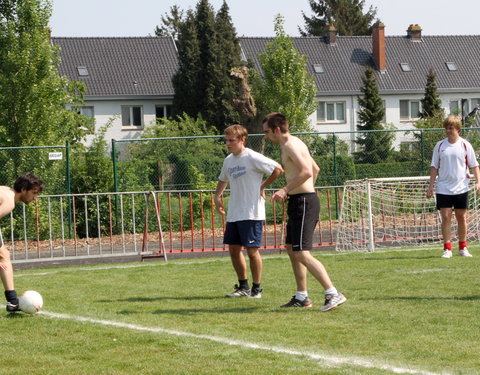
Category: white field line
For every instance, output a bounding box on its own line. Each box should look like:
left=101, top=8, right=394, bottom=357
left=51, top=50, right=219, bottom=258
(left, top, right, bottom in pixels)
left=403, top=268, right=446, bottom=274
left=21, top=310, right=441, bottom=375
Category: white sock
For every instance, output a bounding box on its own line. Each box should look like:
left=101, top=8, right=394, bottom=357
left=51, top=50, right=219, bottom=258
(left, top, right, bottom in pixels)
left=325, top=287, right=338, bottom=296
left=295, top=291, right=308, bottom=301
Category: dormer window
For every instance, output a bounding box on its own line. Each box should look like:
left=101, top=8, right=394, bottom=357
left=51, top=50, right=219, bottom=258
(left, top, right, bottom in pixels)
left=77, top=66, right=89, bottom=76
left=313, top=64, right=324, bottom=73
left=446, top=62, right=457, bottom=71
left=400, top=63, right=412, bottom=72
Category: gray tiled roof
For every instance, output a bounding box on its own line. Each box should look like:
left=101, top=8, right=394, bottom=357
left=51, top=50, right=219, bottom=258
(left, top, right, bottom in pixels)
left=240, top=35, right=480, bottom=96
left=52, top=37, right=178, bottom=98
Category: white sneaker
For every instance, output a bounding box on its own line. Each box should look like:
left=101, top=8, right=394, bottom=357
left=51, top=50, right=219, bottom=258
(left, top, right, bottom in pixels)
left=441, top=250, right=452, bottom=258
left=459, top=248, right=473, bottom=257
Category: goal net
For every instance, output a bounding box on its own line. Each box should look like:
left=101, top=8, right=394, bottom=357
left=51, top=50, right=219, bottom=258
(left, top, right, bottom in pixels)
left=335, top=176, right=480, bottom=252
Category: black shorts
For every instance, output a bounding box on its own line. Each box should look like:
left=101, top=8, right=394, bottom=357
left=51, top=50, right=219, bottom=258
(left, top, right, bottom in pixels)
left=436, top=192, right=469, bottom=210
left=285, top=192, right=319, bottom=251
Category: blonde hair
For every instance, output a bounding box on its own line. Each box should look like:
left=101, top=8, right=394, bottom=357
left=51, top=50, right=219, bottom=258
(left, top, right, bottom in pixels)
left=224, top=124, right=248, bottom=140
left=443, top=115, right=461, bottom=131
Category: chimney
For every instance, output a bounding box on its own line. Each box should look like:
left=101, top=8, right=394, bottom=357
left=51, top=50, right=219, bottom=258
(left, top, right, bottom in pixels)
left=372, top=23, right=386, bottom=71
left=407, top=24, right=422, bottom=40
left=325, top=25, right=337, bottom=44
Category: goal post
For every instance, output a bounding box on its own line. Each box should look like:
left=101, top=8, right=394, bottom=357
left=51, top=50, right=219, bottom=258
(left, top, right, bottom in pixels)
left=335, top=176, right=480, bottom=252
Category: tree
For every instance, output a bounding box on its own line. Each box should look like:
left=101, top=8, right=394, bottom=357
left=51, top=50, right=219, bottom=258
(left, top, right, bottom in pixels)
left=299, top=0, right=378, bottom=37
left=355, top=67, right=393, bottom=163
left=420, top=68, right=443, bottom=119
left=252, top=15, right=317, bottom=132
left=171, top=10, right=201, bottom=118
left=172, top=0, right=241, bottom=131
left=0, top=0, right=93, bottom=148
left=154, top=5, right=184, bottom=41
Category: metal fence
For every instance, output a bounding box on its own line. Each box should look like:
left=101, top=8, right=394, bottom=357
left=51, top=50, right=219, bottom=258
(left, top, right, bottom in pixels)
left=2, top=128, right=479, bottom=196
left=8, top=187, right=341, bottom=263
left=112, top=127, right=480, bottom=192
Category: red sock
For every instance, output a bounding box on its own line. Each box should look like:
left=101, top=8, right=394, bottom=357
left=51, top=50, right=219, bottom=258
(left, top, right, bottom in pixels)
left=459, top=241, right=467, bottom=250
left=444, top=242, right=452, bottom=251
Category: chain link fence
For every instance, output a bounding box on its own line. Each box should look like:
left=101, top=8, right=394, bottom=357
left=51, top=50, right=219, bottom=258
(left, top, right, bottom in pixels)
left=112, top=127, right=480, bottom=192
left=1, top=127, right=479, bottom=196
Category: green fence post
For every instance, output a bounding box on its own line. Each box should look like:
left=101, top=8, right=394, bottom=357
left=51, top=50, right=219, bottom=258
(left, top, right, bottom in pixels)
left=111, top=139, right=119, bottom=232
left=111, top=139, right=119, bottom=193
left=332, top=133, right=340, bottom=219
left=66, top=141, right=73, bottom=238
left=420, top=130, right=425, bottom=175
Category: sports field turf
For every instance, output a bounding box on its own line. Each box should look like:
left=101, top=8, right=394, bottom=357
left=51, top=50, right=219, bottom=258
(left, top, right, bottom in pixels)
left=2, top=246, right=479, bottom=375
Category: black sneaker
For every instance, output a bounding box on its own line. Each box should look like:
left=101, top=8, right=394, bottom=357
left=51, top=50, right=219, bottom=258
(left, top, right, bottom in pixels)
left=319, top=293, right=347, bottom=312
left=280, top=296, right=312, bottom=308
left=6, top=302, right=20, bottom=313
left=248, top=287, right=263, bottom=299
left=225, top=284, right=250, bottom=297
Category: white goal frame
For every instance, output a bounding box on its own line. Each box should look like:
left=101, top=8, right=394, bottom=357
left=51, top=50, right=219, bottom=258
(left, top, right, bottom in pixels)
left=335, top=176, right=480, bottom=252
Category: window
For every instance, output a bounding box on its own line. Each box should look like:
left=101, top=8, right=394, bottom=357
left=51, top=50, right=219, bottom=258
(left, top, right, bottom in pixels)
left=77, top=66, right=89, bottom=76
left=445, top=62, right=457, bottom=71
left=400, top=63, right=412, bottom=72
left=449, top=99, right=471, bottom=116
left=155, top=105, right=172, bottom=119
left=471, top=98, right=480, bottom=109
left=121, top=106, right=143, bottom=127
left=317, top=101, right=345, bottom=123
left=313, top=64, right=324, bottom=73
left=399, top=100, right=421, bottom=120
left=78, top=106, right=94, bottom=118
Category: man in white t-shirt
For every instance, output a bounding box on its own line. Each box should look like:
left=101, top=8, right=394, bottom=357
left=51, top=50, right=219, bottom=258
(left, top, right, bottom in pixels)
left=427, top=115, right=480, bottom=258
left=215, top=125, right=283, bottom=298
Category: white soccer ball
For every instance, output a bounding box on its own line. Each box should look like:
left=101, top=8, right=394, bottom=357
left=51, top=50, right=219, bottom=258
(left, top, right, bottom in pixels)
left=19, top=290, right=43, bottom=314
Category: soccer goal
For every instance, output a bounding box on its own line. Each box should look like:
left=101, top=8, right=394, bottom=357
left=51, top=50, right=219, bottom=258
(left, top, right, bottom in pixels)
left=335, top=176, right=480, bottom=252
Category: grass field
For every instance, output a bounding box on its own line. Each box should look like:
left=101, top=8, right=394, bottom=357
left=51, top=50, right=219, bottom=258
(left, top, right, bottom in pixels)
left=2, top=245, right=480, bottom=375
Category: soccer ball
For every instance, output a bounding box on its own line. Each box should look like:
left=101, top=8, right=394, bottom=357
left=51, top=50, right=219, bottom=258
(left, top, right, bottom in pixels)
left=19, top=290, right=43, bottom=314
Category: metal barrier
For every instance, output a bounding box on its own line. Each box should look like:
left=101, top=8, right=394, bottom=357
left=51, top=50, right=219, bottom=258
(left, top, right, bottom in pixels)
left=7, top=187, right=342, bottom=263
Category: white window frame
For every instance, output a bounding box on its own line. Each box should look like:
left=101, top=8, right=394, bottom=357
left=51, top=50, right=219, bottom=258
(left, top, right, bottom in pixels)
left=121, top=105, right=143, bottom=127
left=399, top=99, right=421, bottom=121
left=155, top=104, right=172, bottom=119
left=317, top=101, right=346, bottom=123
left=78, top=106, right=94, bottom=118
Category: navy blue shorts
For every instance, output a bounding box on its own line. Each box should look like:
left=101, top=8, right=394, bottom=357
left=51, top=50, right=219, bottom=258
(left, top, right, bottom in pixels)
left=286, top=192, right=319, bottom=251
left=223, top=220, right=263, bottom=248
left=436, top=192, right=468, bottom=210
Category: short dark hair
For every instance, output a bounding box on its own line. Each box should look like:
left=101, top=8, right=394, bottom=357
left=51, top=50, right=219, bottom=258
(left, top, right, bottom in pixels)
left=262, top=112, right=289, bottom=133
left=13, top=173, right=44, bottom=193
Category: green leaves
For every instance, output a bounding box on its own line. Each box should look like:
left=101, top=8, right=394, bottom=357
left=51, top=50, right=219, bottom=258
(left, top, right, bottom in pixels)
left=253, top=15, right=317, bottom=132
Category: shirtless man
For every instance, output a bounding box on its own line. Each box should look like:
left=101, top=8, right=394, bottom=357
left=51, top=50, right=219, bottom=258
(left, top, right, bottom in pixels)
left=262, top=113, right=346, bottom=311
left=0, top=173, right=44, bottom=312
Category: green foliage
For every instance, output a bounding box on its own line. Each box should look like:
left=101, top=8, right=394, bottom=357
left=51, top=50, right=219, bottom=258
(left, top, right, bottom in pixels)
left=412, top=112, right=446, bottom=168
left=300, top=0, right=378, bottom=36
left=154, top=5, right=184, bottom=40
left=420, top=69, right=443, bottom=119
left=172, top=0, right=241, bottom=131
left=0, top=0, right=93, bottom=148
left=355, top=161, right=422, bottom=179
left=172, top=10, right=201, bottom=119
left=252, top=15, right=317, bottom=132
left=314, top=154, right=356, bottom=186
left=308, top=134, right=350, bottom=156
left=355, top=67, right=394, bottom=163
left=70, top=121, right=114, bottom=194
left=119, top=114, right=225, bottom=191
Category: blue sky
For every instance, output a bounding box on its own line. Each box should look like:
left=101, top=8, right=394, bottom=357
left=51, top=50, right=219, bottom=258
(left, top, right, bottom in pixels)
left=50, top=0, right=480, bottom=37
